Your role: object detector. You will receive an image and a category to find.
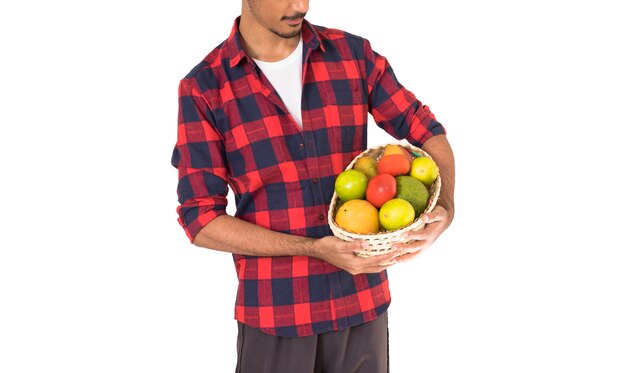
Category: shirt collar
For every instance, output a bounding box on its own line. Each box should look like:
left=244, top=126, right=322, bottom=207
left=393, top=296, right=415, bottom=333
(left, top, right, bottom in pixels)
left=226, top=16, right=325, bottom=68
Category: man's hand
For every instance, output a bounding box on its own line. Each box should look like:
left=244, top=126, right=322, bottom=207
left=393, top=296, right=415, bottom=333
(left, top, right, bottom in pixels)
left=310, top=236, right=400, bottom=275
left=390, top=205, right=453, bottom=263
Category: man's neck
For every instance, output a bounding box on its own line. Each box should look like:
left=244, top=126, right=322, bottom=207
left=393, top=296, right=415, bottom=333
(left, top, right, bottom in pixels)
left=238, top=18, right=301, bottom=62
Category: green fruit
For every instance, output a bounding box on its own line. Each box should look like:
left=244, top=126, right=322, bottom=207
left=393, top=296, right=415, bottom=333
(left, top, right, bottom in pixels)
left=335, top=169, right=368, bottom=201
left=353, top=156, right=378, bottom=179
left=379, top=198, right=415, bottom=231
left=395, top=175, right=430, bottom=216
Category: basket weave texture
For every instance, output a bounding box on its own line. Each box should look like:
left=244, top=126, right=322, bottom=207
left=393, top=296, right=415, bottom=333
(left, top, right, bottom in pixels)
left=327, top=143, right=441, bottom=257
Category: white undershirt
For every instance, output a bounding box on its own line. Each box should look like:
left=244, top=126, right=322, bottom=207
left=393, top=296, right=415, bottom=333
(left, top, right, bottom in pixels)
left=253, top=37, right=303, bottom=129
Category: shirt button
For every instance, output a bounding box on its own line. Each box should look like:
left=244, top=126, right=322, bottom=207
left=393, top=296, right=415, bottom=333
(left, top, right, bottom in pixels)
left=299, top=143, right=305, bottom=150
left=312, top=178, right=319, bottom=184
left=318, top=214, right=325, bottom=221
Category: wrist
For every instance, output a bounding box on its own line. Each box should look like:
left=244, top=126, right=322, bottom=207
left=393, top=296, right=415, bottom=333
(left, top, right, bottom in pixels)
left=302, top=237, right=320, bottom=258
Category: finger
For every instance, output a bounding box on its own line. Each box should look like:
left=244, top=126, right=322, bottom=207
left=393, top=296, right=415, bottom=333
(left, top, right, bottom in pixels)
left=401, top=218, right=445, bottom=242
left=355, top=248, right=400, bottom=267
left=400, top=229, right=428, bottom=242
left=364, top=263, right=395, bottom=273
left=394, top=249, right=424, bottom=263
left=371, top=249, right=402, bottom=265
left=363, top=257, right=398, bottom=271
left=344, top=239, right=369, bottom=254
left=393, top=240, right=431, bottom=254
left=422, top=206, right=447, bottom=224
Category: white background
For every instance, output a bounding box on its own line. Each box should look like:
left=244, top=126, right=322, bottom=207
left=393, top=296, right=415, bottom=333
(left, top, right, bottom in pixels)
left=1, top=0, right=625, bottom=372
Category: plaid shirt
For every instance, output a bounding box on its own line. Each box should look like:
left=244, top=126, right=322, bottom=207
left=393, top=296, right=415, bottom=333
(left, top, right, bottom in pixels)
left=172, top=18, right=445, bottom=337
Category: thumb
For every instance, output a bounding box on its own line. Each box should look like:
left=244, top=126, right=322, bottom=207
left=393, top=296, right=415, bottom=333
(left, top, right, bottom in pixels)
left=423, top=207, right=446, bottom=223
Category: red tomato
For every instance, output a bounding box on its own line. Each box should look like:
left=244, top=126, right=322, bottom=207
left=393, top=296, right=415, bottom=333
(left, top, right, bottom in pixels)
left=377, top=154, right=411, bottom=176
left=365, top=174, right=397, bottom=208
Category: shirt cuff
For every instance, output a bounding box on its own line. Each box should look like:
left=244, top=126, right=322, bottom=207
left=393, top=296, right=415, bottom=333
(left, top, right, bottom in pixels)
left=407, top=105, right=446, bottom=147
left=177, top=204, right=228, bottom=243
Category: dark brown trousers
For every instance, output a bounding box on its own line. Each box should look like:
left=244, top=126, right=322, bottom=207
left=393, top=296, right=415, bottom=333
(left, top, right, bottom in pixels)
left=235, top=311, right=389, bottom=373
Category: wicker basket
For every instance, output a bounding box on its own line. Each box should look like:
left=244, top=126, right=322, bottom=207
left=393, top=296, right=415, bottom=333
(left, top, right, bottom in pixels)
left=327, top=143, right=441, bottom=257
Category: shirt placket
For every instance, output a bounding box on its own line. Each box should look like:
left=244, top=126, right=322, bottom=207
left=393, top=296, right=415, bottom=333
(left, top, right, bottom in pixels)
left=301, top=41, right=349, bottom=328
left=301, top=41, right=330, bottom=235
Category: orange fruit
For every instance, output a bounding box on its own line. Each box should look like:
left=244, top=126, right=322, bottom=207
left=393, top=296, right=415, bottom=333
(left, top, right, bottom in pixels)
left=377, top=154, right=411, bottom=176
left=379, top=198, right=415, bottom=231
left=409, top=157, right=439, bottom=186
left=335, top=169, right=368, bottom=201
left=335, top=199, right=380, bottom=234
left=382, top=144, right=413, bottom=163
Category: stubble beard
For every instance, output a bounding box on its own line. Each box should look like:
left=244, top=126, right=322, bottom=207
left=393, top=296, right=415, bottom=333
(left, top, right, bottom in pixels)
left=270, top=28, right=301, bottom=39
left=247, top=0, right=304, bottom=39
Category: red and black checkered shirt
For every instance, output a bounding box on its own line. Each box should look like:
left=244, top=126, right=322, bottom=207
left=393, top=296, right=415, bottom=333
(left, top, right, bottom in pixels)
left=172, top=17, right=445, bottom=337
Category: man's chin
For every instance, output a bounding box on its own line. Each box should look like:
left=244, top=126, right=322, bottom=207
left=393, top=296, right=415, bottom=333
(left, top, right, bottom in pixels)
left=271, top=28, right=301, bottom=39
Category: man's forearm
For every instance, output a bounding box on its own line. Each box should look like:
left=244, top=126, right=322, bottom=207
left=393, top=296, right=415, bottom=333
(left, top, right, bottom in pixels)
left=192, top=214, right=317, bottom=257
left=192, top=135, right=454, bottom=257
left=421, top=134, right=456, bottom=220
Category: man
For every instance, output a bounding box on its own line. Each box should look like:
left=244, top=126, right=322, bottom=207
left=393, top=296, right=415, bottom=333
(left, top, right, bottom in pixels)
left=172, top=0, right=455, bottom=371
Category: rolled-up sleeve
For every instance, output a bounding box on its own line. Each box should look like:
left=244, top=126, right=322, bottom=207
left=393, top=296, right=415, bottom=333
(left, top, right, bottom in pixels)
left=172, top=79, right=229, bottom=243
left=365, top=40, right=446, bottom=147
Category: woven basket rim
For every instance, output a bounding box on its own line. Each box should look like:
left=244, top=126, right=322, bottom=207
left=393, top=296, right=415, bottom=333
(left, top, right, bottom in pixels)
left=327, top=142, right=441, bottom=250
